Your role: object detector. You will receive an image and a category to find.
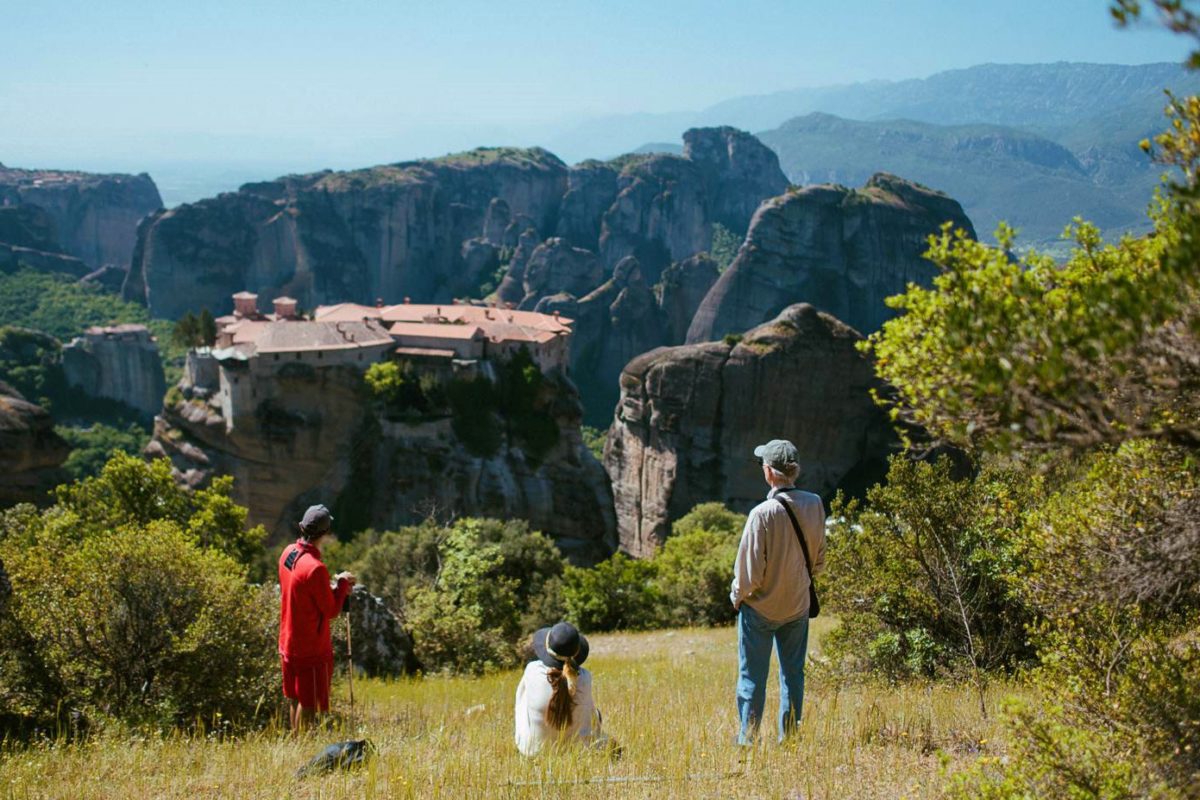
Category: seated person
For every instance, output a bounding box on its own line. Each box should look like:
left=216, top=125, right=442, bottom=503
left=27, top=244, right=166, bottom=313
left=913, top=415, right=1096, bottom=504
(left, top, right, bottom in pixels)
left=514, top=622, right=611, bottom=756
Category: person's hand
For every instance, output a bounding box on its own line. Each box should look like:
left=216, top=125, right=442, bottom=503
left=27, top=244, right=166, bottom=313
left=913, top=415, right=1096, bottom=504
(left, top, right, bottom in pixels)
left=335, top=571, right=357, bottom=586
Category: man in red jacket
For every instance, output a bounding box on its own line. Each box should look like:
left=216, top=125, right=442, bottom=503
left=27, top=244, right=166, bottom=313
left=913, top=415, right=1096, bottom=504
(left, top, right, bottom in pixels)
left=278, top=504, right=355, bottom=731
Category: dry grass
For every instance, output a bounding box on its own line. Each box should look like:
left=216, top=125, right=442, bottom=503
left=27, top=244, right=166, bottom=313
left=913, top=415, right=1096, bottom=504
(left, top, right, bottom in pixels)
left=2, top=620, right=1022, bottom=799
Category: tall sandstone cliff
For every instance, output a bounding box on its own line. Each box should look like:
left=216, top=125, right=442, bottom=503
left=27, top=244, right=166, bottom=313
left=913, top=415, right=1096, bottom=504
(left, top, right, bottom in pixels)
left=0, top=381, right=69, bottom=507
left=124, top=149, right=570, bottom=320
left=149, top=356, right=616, bottom=562
left=605, top=304, right=896, bottom=556
left=0, top=164, right=162, bottom=270
left=687, top=173, right=976, bottom=343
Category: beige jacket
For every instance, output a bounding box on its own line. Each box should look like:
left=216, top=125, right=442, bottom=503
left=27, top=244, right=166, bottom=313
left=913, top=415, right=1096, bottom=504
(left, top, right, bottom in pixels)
left=730, top=487, right=826, bottom=623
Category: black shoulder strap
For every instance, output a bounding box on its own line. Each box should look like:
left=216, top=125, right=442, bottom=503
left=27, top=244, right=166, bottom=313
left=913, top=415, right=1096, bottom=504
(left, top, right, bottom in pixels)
left=776, top=496, right=814, bottom=578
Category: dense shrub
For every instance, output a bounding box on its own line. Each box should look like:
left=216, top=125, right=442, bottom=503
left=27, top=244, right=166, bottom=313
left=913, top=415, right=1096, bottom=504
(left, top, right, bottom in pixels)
left=344, top=517, right=567, bottom=674
left=53, top=452, right=267, bottom=571
left=867, top=13, right=1200, bottom=791
left=823, top=455, right=1039, bottom=683
left=651, top=503, right=742, bottom=627
left=0, top=454, right=276, bottom=733
left=3, top=522, right=276, bottom=729
left=57, top=422, right=150, bottom=480
left=560, top=502, right=745, bottom=633
left=563, top=553, right=660, bottom=632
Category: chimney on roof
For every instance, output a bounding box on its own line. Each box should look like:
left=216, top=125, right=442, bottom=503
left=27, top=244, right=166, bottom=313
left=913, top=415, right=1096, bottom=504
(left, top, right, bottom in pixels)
left=404, top=296, right=411, bottom=304
left=233, top=291, right=258, bottom=318
left=485, top=309, right=493, bottom=320
left=553, top=310, right=560, bottom=319
left=273, top=296, right=297, bottom=319
left=375, top=297, right=384, bottom=308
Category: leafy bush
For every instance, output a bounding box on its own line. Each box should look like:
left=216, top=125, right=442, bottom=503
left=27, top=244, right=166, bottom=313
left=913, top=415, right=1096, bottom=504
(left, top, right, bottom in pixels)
left=709, top=222, right=742, bottom=272
left=53, top=452, right=267, bottom=571
left=581, top=425, right=607, bottom=461
left=57, top=423, right=150, bottom=480
left=867, top=18, right=1200, bottom=792
left=563, top=553, right=660, bottom=632
left=364, top=361, right=437, bottom=419
left=344, top=517, right=567, bottom=674
left=651, top=503, right=742, bottom=627
left=3, top=522, right=276, bottom=730
left=0, top=453, right=277, bottom=733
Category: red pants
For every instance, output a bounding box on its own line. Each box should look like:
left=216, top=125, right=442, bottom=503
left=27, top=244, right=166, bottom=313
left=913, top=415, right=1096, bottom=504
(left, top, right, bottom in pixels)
left=281, top=656, right=333, bottom=711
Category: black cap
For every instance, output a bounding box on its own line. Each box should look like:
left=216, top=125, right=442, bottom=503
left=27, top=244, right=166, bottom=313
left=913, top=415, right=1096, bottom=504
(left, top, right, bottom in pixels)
left=299, top=504, right=334, bottom=537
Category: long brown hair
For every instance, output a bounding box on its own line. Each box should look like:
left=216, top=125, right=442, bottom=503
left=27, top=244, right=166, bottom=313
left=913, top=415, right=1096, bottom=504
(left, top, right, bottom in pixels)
left=544, top=658, right=579, bottom=729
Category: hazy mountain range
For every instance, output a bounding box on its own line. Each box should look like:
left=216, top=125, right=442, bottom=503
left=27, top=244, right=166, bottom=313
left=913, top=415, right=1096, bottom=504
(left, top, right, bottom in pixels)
left=603, top=62, right=1200, bottom=248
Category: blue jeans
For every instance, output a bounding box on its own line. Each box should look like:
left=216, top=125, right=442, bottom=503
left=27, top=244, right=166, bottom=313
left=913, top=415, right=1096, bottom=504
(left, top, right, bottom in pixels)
left=736, top=603, right=810, bottom=744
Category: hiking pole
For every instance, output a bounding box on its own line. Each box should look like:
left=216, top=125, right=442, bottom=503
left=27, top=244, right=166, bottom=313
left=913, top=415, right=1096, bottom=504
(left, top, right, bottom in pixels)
left=345, top=592, right=355, bottom=720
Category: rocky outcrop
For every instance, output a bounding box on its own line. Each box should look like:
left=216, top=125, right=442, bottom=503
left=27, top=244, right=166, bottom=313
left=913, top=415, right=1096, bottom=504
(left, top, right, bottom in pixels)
left=331, top=586, right=420, bottom=676
left=518, top=238, right=604, bottom=310
left=555, top=162, right=619, bottom=251
left=682, top=127, right=789, bottom=234
left=595, top=129, right=787, bottom=285
left=597, top=154, right=710, bottom=284
left=0, top=164, right=161, bottom=270
left=61, top=325, right=166, bottom=418
left=657, top=253, right=721, bottom=346
left=687, top=174, right=976, bottom=343
left=0, top=205, right=89, bottom=276
left=605, top=304, right=896, bottom=556
left=537, top=257, right=666, bottom=426
left=0, top=381, right=69, bottom=507
left=124, top=148, right=569, bottom=319
left=148, top=357, right=616, bottom=562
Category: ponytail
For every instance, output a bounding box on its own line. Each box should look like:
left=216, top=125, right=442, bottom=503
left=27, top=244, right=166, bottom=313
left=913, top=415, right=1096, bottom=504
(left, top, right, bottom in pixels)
left=544, top=657, right=579, bottom=730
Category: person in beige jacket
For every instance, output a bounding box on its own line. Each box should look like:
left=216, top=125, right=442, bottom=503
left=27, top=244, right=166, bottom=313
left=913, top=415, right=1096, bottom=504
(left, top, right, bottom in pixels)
left=730, top=439, right=826, bottom=744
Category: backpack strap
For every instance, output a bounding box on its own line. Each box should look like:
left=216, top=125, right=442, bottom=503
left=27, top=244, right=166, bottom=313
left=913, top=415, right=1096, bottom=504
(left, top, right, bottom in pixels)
left=775, top=496, right=814, bottom=580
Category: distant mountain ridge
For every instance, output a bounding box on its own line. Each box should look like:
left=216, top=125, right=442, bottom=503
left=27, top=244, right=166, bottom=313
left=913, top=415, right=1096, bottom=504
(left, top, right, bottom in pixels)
left=549, top=62, right=1200, bottom=161
left=757, top=112, right=1155, bottom=245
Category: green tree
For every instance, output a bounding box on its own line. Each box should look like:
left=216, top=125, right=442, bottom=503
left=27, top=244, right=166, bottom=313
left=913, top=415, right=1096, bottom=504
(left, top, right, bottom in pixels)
left=53, top=452, right=266, bottom=570
left=562, top=553, right=660, bottom=632
left=869, top=6, right=1200, bottom=792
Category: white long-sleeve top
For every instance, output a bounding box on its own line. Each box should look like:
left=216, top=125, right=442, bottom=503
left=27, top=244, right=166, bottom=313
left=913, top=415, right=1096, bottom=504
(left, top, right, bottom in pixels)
left=514, top=660, right=598, bottom=756
left=730, top=486, right=826, bottom=623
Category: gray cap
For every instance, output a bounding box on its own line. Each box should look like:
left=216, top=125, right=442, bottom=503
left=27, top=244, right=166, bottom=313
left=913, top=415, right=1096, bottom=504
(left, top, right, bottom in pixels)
left=299, top=504, right=334, bottom=537
left=754, top=439, right=799, bottom=470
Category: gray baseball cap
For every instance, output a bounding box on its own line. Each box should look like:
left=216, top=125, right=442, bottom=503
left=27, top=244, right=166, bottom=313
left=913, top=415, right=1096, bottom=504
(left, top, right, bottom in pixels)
left=299, top=504, right=334, bottom=537
left=754, top=439, right=799, bottom=470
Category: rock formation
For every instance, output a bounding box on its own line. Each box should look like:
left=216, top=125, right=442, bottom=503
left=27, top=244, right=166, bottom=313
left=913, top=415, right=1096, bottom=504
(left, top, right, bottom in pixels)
left=0, top=380, right=69, bottom=507
left=0, top=164, right=161, bottom=270
left=61, top=324, right=167, bottom=418
left=657, top=253, right=721, bottom=346
left=682, top=127, right=789, bottom=234
left=597, top=154, right=711, bottom=285
left=605, top=304, right=896, bottom=556
left=518, top=238, right=604, bottom=310
left=0, top=205, right=89, bottom=276
left=332, top=586, right=420, bottom=676
left=148, top=354, right=616, bottom=562
left=687, top=173, right=976, bottom=343
left=124, top=148, right=570, bottom=319
left=536, top=256, right=667, bottom=426
left=555, top=161, right=619, bottom=251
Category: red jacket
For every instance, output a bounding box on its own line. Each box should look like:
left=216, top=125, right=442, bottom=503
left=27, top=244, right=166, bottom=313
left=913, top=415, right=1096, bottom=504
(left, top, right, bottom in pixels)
left=278, top=539, right=351, bottom=665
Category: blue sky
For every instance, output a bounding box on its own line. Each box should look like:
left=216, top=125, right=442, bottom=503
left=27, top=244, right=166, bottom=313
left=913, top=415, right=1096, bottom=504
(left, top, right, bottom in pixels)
left=0, top=0, right=1191, bottom=180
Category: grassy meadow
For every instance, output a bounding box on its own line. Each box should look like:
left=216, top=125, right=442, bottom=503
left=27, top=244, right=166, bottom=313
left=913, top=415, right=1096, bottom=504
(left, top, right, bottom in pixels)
left=2, top=620, right=1023, bottom=799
